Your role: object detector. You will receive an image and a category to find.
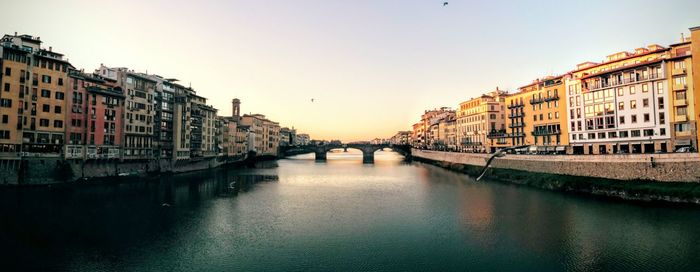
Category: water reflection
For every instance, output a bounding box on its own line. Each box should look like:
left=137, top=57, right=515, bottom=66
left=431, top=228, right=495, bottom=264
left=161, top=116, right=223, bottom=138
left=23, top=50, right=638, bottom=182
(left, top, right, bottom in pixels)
left=1, top=151, right=700, bottom=271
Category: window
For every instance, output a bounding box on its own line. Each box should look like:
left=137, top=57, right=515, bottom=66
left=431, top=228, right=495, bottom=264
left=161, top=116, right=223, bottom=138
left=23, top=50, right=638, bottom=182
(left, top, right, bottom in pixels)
left=675, top=123, right=691, bottom=132
left=41, top=89, right=50, bottom=98
left=58, top=78, right=63, bottom=86
left=642, top=84, right=649, bottom=93
left=618, top=102, right=624, bottom=110
left=657, top=82, right=664, bottom=94
left=677, top=106, right=687, bottom=116
left=630, top=100, right=636, bottom=109
left=4, top=67, right=10, bottom=76
left=631, top=130, right=641, bottom=137
left=620, top=131, right=629, bottom=138
left=644, top=129, right=654, bottom=137
left=642, top=98, right=649, bottom=107
left=1, top=115, right=7, bottom=124
left=617, top=88, right=623, bottom=96
left=54, top=106, right=61, bottom=114
left=660, top=128, right=666, bottom=136
left=42, top=104, right=50, bottom=112
left=658, top=98, right=664, bottom=109
left=630, top=86, right=636, bottom=95
left=55, top=92, right=64, bottom=100
left=619, top=116, right=625, bottom=124
left=53, top=120, right=63, bottom=128
left=588, top=133, right=596, bottom=139
left=548, top=113, right=552, bottom=120
left=41, top=75, right=51, bottom=84
left=608, top=132, right=617, bottom=138
left=3, top=83, right=9, bottom=92
left=555, top=112, right=559, bottom=119
left=631, top=115, right=637, bottom=123
left=39, top=119, right=49, bottom=127
left=0, top=99, right=12, bottom=107
left=659, top=112, right=665, bottom=125
left=644, top=113, right=650, bottom=122
left=676, top=91, right=687, bottom=100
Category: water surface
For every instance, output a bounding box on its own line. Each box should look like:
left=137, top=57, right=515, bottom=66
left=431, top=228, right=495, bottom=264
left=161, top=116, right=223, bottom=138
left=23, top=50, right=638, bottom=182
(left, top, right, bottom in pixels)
left=2, top=149, right=700, bottom=271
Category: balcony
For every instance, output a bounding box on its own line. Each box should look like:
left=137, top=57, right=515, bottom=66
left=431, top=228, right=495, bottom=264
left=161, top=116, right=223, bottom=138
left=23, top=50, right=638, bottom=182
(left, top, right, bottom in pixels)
left=676, top=114, right=688, bottom=122
left=544, top=95, right=559, bottom=102
left=487, top=130, right=508, bottom=139
left=676, top=130, right=692, bottom=137
left=507, top=102, right=524, bottom=109
left=529, top=97, right=544, bottom=104
left=674, top=99, right=687, bottom=106
left=532, top=130, right=561, bottom=136
left=587, top=72, right=664, bottom=91
left=673, top=83, right=687, bottom=91
left=509, top=122, right=525, bottom=128
left=508, top=112, right=525, bottom=118
left=672, top=68, right=687, bottom=76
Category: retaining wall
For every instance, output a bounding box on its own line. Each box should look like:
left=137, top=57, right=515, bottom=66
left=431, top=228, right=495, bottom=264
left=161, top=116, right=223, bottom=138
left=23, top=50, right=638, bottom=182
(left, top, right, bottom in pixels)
left=412, top=149, right=700, bottom=182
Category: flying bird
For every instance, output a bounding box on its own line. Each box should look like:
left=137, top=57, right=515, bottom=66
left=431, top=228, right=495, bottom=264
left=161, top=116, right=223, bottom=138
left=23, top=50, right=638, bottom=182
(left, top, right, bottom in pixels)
left=443, top=2, right=448, bottom=6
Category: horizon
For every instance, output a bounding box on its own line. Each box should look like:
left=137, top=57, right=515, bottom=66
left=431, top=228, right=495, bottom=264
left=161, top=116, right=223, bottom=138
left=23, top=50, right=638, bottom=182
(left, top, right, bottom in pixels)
left=3, top=0, right=699, bottom=141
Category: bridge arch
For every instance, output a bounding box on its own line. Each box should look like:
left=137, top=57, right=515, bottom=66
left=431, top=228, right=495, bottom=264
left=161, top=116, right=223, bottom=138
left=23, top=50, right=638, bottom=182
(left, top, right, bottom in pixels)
left=281, top=144, right=410, bottom=163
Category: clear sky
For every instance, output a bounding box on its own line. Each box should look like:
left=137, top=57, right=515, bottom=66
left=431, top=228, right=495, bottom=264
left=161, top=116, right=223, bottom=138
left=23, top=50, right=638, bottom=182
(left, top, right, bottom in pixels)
left=3, top=0, right=699, bottom=141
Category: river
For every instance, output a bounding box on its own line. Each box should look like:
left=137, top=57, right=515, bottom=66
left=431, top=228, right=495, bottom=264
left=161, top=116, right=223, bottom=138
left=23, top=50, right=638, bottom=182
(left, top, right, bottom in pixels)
left=2, top=149, right=700, bottom=271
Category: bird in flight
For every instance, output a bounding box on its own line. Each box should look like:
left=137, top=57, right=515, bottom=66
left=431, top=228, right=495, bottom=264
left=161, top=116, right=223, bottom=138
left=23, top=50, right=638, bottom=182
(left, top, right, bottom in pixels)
left=443, top=2, right=448, bottom=6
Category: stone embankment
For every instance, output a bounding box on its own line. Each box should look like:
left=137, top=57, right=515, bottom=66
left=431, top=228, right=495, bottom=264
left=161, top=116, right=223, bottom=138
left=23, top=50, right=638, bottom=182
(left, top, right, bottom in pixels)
left=412, top=149, right=700, bottom=204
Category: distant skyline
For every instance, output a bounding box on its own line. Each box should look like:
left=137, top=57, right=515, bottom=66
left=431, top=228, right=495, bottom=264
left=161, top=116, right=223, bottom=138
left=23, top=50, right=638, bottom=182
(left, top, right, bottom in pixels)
left=3, top=0, right=699, bottom=141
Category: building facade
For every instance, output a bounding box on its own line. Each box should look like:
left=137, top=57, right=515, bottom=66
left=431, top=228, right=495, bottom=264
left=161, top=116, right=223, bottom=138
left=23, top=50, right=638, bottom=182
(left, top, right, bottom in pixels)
left=457, top=90, right=507, bottom=153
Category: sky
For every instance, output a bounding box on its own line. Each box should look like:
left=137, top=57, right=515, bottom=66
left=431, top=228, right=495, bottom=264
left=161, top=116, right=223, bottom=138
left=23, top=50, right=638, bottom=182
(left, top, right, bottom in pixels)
left=2, top=0, right=699, bottom=141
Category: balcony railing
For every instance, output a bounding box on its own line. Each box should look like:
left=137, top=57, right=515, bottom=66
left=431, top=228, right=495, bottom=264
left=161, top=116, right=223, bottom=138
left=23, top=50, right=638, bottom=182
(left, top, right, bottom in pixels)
left=509, top=122, right=525, bottom=128
left=672, top=68, right=687, bottom=76
left=674, top=99, right=687, bottom=106
left=586, top=72, right=663, bottom=91
left=508, top=112, right=525, bottom=118
left=532, top=130, right=561, bottom=136
left=487, top=130, right=508, bottom=139
left=507, top=102, right=524, bottom=109
left=673, top=84, right=688, bottom=91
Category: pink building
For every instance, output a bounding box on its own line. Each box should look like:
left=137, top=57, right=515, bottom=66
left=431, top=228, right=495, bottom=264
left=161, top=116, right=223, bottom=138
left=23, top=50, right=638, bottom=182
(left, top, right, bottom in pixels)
left=66, top=72, right=124, bottom=159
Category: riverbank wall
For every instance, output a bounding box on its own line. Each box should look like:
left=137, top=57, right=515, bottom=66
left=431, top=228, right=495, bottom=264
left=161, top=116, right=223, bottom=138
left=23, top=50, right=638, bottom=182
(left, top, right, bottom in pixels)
left=412, top=149, right=700, bottom=203
left=0, top=155, right=257, bottom=186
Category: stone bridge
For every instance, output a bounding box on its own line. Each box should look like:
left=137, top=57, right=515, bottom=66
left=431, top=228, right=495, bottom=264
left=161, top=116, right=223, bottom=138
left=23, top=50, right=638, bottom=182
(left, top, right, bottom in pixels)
left=280, top=144, right=411, bottom=163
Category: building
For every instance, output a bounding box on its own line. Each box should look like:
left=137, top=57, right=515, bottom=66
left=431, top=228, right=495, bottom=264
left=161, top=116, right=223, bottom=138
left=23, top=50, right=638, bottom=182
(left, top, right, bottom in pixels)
left=240, top=113, right=279, bottom=156
left=96, top=65, right=156, bottom=159
left=412, top=107, right=453, bottom=148
left=390, top=131, right=411, bottom=145
left=457, top=89, right=507, bottom=153
left=295, top=133, right=310, bottom=146
left=566, top=45, right=672, bottom=154
left=502, top=75, right=568, bottom=154
left=0, top=34, right=72, bottom=156
left=279, top=127, right=296, bottom=147
left=65, top=71, right=124, bottom=159
left=189, top=93, right=217, bottom=157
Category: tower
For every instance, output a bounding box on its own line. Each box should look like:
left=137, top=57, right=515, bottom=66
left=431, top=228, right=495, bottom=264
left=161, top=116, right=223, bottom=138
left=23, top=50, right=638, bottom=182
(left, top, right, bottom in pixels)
left=232, top=98, right=241, bottom=117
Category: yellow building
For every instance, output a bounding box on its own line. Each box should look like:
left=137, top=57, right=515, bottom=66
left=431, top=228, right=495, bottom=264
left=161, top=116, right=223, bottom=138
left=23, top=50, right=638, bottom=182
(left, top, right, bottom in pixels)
left=690, top=26, right=700, bottom=152
left=503, top=76, right=568, bottom=154
left=667, top=35, right=696, bottom=150
left=1, top=34, right=71, bottom=156
left=458, top=89, right=507, bottom=153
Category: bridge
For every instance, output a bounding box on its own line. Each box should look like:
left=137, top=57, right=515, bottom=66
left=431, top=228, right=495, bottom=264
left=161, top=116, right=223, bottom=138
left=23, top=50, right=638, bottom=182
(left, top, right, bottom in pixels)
left=280, top=144, right=411, bottom=163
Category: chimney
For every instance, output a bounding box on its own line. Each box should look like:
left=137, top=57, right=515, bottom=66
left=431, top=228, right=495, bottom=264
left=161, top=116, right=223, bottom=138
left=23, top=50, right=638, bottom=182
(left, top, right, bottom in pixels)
left=49, top=46, right=52, bottom=52
left=14, top=32, right=17, bottom=36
